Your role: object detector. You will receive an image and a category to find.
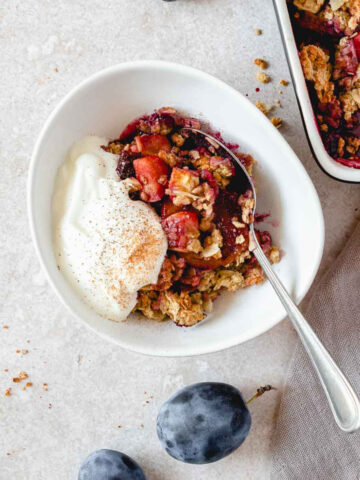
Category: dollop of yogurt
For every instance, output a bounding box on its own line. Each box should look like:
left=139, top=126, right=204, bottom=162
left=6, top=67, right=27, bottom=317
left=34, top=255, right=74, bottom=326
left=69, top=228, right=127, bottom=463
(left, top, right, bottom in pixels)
left=52, top=136, right=167, bottom=322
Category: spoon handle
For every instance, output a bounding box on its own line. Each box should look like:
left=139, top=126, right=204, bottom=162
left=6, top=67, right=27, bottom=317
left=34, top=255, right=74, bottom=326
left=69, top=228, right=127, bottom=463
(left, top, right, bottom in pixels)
left=253, top=238, right=360, bottom=433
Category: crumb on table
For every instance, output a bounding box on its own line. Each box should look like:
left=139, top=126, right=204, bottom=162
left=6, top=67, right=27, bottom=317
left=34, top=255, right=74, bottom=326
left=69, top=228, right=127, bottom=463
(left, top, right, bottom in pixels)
left=271, top=117, right=283, bottom=129
left=13, top=371, right=28, bottom=383
left=254, top=58, right=268, bottom=69
left=280, top=79, right=289, bottom=86
left=256, top=71, right=271, bottom=83
left=256, top=101, right=273, bottom=115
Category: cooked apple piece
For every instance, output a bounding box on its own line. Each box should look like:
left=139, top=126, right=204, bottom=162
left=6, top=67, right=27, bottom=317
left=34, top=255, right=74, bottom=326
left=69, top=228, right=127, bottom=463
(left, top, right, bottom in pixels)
left=133, top=156, right=170, bottom=202
left=135, top=134, right=171, bottom=156
left=161, top=211, right=201, bottom=252
left=161, top=197, right=184, bottom=219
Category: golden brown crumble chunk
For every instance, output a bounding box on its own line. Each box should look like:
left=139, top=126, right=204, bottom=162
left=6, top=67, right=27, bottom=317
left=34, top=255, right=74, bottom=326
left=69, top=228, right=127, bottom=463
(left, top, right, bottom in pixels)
left=254, top=58, right=269, bottom=69
left=300, top=45, right=335, bottom=103
left=271, top=117, right=283, bottom=129
left=256, top=71, right=271, bottom=83
left=256, top=101, right=273, bottom=115
left=293, top=0, right=325, bottom=13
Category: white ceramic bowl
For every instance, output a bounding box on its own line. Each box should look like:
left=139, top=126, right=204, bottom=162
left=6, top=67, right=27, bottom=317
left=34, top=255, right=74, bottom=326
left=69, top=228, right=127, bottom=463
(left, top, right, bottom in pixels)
left=28, top=60, right=324, bottom=357
left=273, top=0, right=360, bottom=183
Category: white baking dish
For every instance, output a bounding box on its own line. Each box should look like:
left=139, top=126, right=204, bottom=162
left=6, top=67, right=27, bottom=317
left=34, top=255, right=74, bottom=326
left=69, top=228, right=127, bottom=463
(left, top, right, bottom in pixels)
left=273, top=0, right=360, bottom=183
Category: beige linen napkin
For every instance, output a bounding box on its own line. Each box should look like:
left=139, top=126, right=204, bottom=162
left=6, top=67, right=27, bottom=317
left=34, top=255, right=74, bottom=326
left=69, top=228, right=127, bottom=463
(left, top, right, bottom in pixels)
left=271, top=221, right=360, bottom=480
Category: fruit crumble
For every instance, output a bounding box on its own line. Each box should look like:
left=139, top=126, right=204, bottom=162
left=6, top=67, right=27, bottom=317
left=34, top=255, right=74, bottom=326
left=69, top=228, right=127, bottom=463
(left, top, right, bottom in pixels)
left=103, top=108, right=280, bottom=326
left=289, top=0, right=360, bottom=168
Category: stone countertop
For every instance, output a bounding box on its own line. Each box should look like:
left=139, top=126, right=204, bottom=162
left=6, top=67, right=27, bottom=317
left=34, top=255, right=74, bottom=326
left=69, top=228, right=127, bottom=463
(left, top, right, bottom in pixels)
left=0, top=0, right=359, bottom=479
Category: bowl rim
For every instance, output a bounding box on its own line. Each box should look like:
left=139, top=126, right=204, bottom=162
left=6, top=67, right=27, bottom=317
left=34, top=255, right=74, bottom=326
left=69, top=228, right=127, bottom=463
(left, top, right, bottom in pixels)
left=28, top=60, right=325, bottom=357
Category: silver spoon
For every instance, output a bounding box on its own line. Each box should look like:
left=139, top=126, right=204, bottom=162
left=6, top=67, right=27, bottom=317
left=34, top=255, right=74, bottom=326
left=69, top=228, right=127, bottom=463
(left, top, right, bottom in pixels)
left=183, top=127, right=360, bottom=433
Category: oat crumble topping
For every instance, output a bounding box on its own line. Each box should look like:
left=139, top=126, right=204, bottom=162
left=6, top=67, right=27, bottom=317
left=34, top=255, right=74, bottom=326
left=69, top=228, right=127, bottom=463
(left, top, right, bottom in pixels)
left=104, top=108, right=281, bottom=326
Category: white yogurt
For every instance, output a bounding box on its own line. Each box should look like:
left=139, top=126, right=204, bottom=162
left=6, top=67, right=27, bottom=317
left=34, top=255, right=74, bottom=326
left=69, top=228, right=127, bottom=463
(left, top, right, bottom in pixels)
left=52, top=136, right=167, bottom=322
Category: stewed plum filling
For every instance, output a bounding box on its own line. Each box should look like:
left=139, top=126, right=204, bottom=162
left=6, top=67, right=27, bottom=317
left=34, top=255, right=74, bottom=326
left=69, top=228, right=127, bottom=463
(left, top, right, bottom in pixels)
left=103, top=108, right=280, bottom=326
left=289, top=0, right=360, bottom=168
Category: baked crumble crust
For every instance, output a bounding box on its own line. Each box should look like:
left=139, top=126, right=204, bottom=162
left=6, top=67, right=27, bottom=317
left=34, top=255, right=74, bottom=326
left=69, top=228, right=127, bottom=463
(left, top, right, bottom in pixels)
left=294, top=0, right=326, bottom=13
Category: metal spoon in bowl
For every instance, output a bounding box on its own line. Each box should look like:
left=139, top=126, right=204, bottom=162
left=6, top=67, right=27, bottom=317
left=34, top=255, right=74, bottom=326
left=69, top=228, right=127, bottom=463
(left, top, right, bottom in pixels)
left=183, top=127, right=360, bottom=433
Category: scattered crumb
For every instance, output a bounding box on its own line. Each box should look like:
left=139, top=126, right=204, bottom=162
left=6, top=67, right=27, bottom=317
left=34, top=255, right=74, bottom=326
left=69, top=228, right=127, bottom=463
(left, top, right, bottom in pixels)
left=280, top=79, right=289, bottom=86
left=256, top=71, right=270, bottom=83
left=21, top=349, right=28, bottom=355
left=140, top=423, right=144, bottom=428
left=256, top=101, right=273, bottom=115
left=117, top=425, right=122, bottom=429
left=4, top=369, right=8, bottom=372
left=146, top=400, right=150, bottom=404
left=2, top=325, right=9, bottom=329
left=48, top=403, right=53, bottom=409
left=26, top=340, right=30, bottom=344
left=6, top=453, right=10, bottom=456
left=271, top=117, right=283, bottom=129
left=43, top=383, right=48, bottom=391
left=254, top=58, right=268, bottom=69
left=5, top=388, right=11, bottom=397
left=279, top=90, right=283, bottom=95
left=25, top=382, right=32, bottom=388
left=15, top=350, right=20, bottom=354
left=13, top=371, right=28, bottom=383
left=255, top=28, right=262, bottom=35
left=54, top=67, right=58, bottom=72
left=276, top=100, right=281, bottom=107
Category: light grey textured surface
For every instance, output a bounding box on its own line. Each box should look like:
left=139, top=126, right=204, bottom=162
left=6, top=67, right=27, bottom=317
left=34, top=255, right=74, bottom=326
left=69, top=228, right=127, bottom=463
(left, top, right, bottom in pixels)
left=0, top=1, right=359, bottom=479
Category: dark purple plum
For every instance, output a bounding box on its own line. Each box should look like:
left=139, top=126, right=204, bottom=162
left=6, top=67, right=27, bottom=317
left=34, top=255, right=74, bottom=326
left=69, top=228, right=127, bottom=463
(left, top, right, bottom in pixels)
left=156, top=382, right=251, bottom=464
left=78, top=449, right=147, bottom=480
